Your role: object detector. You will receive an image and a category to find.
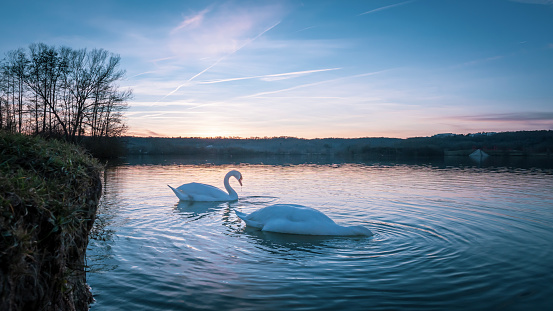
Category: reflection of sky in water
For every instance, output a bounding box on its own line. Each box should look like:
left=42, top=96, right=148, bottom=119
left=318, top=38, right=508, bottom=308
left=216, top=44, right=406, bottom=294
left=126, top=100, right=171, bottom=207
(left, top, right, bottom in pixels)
left=88, top=157, right=553, bottom=310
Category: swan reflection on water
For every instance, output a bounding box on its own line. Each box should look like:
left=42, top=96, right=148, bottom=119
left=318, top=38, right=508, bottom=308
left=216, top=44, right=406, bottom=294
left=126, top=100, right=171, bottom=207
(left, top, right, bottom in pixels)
left=173, top=200, right=231, bottom=220
left=172, top=195, right=278, bottom=220
left=239, top=226, right=338, bottom=253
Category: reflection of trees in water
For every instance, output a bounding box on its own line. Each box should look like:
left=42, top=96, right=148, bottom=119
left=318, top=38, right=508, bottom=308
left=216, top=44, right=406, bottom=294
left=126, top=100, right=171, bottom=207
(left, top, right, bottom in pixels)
left=87, top=168, right=121, bottom=273
left=89, top=169, right=119, bottom=241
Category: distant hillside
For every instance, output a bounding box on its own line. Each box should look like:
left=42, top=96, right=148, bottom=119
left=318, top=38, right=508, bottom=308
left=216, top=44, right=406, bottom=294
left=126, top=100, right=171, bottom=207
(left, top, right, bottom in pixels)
left=121, top=131, right=553, bottom=157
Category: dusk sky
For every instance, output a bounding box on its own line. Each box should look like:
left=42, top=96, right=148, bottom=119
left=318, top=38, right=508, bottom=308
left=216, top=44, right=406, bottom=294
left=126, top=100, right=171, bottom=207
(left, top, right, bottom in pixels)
left=1, top=0, right=552, bottom=138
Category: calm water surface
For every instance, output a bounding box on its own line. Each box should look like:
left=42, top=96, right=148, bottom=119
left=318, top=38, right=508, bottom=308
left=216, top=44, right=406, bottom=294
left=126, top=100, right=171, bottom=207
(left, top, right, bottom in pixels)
left=87, top=156, right=553, bottom=310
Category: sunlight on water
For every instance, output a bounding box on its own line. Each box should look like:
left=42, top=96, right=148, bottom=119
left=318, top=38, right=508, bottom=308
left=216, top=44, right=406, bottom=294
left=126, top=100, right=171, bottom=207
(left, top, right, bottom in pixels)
left=87, top=156, right=553, bottom=310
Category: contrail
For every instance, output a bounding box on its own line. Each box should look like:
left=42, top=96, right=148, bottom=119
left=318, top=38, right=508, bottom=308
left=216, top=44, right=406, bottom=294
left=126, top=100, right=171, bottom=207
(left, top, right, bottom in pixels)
left=157, top=21, right=281, bottom=102
left=359, top=0, right=415, bottom=15
left=126, top=71, right=155, bottom=80
left=198, top=68, right=342, bottom=84
left=177, top=70, right=388, bottom=112
left=244, top=70, right=391, bottom=98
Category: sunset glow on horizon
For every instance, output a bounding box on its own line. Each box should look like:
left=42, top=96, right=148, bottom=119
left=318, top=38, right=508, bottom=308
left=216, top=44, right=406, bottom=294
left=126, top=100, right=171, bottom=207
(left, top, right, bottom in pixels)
left=2, top=0, right=552, bottom=139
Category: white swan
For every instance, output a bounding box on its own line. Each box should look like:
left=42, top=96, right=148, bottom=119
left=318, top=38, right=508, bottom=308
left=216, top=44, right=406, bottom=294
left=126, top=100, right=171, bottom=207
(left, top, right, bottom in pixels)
left=235, top=204, right=373, bottom=236
left=168, top=170, right=243, bottom=202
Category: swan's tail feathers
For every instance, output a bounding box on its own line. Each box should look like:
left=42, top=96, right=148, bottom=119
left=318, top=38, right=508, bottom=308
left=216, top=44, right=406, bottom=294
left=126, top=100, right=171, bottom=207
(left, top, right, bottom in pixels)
left=235, top=211, right=263, bottom=229
left=235, top=210, right=247, bottom=220
left=168, top=185, right=191, bottom=201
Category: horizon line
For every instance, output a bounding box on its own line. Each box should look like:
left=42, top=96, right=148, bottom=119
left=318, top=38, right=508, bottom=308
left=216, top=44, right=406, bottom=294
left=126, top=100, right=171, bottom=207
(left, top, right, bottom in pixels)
left=122, top=129, right=551, bottom=140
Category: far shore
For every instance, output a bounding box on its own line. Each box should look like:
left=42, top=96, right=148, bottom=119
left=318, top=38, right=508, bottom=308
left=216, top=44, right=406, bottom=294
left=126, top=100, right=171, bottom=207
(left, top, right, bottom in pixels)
left=117, top=130, right=553, bottom=158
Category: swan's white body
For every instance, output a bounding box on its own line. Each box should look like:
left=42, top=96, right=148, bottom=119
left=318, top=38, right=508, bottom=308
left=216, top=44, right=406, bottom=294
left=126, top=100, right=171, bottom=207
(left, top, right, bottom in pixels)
left=235, top=204, right=373, bottom=236
left=168, top=170, right=242, bottom=202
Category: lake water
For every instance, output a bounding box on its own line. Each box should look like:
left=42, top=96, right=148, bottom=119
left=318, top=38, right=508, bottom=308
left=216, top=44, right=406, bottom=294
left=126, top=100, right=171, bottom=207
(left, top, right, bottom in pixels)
left=87, top=155, right=553, bottom=310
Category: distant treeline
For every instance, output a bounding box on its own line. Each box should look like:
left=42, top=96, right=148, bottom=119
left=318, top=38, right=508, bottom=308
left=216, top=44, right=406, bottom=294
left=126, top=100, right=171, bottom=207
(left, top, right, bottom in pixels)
left=356, top=131, right=553, bottom=157
left=125, top=136, right=400, bottom=156
left=0, top=43, right=131, bottom=150
left=123, top=131, right=553, bottom=157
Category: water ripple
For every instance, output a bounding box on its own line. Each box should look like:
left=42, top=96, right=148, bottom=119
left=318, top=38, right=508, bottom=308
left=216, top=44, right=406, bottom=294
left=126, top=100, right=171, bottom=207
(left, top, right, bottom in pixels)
left=88, top=161, right=553, bottom=310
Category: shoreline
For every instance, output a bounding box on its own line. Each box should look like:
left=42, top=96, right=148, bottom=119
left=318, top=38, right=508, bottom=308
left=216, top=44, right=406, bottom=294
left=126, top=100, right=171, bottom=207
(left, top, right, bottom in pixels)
left=0, top=132, right=102, bottom=310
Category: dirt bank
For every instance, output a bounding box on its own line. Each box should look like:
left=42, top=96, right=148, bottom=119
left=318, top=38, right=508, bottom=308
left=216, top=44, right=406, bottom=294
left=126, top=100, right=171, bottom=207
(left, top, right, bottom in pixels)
left=1, top=132, right=102, bottom=310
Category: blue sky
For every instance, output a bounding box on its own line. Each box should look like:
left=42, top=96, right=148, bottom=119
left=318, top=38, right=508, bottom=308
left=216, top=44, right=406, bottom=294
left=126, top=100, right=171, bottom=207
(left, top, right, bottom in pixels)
left=1, top=0, right=552, bottom=138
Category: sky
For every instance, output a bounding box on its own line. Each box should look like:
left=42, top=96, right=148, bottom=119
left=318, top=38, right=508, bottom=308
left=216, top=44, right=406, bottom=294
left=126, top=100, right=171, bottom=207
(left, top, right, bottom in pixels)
left=1, top=0, right=552, bottom=138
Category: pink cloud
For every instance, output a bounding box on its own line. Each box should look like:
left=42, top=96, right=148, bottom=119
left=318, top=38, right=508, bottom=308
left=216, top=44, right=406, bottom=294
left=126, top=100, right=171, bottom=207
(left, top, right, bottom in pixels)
left=169, top=3, right=286, bottom=60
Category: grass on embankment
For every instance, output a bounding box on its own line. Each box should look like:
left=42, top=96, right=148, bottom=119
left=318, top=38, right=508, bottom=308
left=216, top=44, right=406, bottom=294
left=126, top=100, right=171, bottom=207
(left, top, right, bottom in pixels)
left=0, top=131, right=103, bottom=310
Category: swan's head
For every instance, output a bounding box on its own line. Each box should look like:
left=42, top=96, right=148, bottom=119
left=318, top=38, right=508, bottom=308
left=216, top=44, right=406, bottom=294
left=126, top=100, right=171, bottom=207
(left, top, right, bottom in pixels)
left=229, top=170, right=243, bottom=186
left=348, top=225, right=373, bottom=236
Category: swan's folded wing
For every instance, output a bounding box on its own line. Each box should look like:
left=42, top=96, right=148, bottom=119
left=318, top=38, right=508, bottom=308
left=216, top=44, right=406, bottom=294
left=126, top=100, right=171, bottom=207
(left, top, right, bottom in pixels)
left=235, top=211, right=264, bottom=229
left=175, top=182, right=232, bottom=201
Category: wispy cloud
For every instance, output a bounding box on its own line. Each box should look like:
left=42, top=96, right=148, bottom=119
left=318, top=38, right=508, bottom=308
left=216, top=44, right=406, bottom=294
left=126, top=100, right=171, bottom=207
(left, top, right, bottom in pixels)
left=129, top=129, right=168, bottom=137
left=171, top=7, right=212, bottom=33
left=188, top=21, right=281, bottom=82
left=359, top=0, right=416, bottom=16
left=454, top=112, right=553, bottom=122
left=169, top=3, right=285, bottom=60
left=158, top=21, right=281, bottom=102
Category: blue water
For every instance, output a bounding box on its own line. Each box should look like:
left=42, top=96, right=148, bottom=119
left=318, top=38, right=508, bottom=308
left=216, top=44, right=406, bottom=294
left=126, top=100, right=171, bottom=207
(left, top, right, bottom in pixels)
left=87, top=156, right=553, bottom=310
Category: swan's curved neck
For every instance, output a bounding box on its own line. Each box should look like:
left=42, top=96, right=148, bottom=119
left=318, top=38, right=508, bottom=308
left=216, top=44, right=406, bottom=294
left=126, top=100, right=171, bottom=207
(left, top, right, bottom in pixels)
left=223, top=172, right=238, bottom=200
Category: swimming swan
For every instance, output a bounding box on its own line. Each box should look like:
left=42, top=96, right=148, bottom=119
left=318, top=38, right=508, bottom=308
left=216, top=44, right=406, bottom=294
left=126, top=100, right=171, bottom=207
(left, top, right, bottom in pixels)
left=235, top=204, right=373, bottom=236
left=168, top=170, right=243, bottom=202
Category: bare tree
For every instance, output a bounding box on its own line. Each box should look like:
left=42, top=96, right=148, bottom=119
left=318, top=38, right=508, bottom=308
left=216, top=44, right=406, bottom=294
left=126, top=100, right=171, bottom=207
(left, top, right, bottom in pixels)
left=0, top=43, right=131, bottom=144
left=25, top=43, right=68, bottom=137
left=61, top=48, right=128, bottom=141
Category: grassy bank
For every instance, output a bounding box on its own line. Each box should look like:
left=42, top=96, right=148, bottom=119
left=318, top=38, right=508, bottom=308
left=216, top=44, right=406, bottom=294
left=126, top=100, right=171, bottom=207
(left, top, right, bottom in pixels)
left=0, top=131, right=103, bottom=310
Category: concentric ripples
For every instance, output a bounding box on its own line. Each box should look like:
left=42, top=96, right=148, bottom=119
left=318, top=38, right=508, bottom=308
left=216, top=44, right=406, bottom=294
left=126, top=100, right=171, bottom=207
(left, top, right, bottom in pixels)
left=87, top=160, right=553, bottom=310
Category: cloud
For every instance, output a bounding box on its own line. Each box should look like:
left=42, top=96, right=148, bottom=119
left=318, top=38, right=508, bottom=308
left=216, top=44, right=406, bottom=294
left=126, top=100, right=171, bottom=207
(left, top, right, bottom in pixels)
left=432, top=112, right=553, bottom=135
left=169, top=3, right=286, bottom=60
left=451, top=112, right=553, bottom=122
left=359, top=0, right=416, bottom=15
left=141, top=129, right=167, bottom=137
left=158, top=20, right=281, bottom=102
left=171, top=7, right=211, bottom=33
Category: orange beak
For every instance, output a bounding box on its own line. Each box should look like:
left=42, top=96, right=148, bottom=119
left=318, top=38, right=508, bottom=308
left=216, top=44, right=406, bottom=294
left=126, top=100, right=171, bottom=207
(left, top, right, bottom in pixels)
left=238, top=177, right=243, bottom=186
